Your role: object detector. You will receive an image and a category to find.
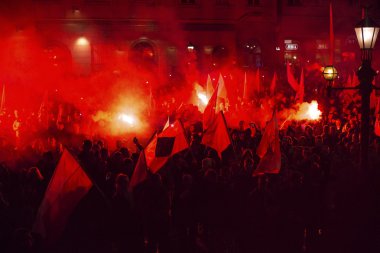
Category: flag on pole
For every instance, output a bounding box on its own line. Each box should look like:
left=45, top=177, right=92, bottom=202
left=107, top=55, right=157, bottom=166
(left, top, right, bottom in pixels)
left=295, top=68, right=305, bottom=103
left=0, top=84, right=5, bottom=112
left=254, top=110, right=281, bottom=175
left=145, top=120, right=189, bottom=173
left=202, top=112, right=231, bottom=158
left=203, top=83, right=219, bottom=130
left=163, top=116, right=170, bottom=131
left=286, top=61, right=300, bottom=91
left=217, top=73, right=227, bottom=100
left=128, top=150, right=149, bottom=192
left=375, top=98, right=380, bottom=137
left=329, top=1, right=334, bottom=65
left=243, top=72, right=248, bottom=100
left=33, top=149, right=93, bottom=245
left=254, top=68, right=261, bottom=93
left=346, top=73, right=353, bottom=87
left=206, top=74, right=214, bottom=99
left=270, top=72, right=277, bottom=96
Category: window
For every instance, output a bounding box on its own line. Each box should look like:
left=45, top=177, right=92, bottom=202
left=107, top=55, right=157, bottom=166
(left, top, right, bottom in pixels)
left=216, top=0, right=229, bottom=5
left=181, top=0, right=196, bottom=4
left=129, top=41, right=157, bottom=69
left=241, top=41, right=262, bottom=68
left=287, top=0, right=301, bottom=6
left=248, top=0, right=260, bottom=6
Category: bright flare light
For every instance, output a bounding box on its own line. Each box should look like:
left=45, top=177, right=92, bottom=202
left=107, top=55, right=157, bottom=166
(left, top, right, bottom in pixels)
left=307, top=101, right=322, bottom=120
left=76, top=37, right=89, bottom=46
left=197, top=92, right=208, bottom=106
left=118, top=114, right=136, bottom=126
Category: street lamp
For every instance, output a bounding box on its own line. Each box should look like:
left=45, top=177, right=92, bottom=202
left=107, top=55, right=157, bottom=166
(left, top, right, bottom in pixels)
left=355, top=8, right=379, bottom=171
left=323, top=65, right=338, bottom=84
left=324, top=8, right=379, bottom=171
left=322, top=65, right=338, bottom=117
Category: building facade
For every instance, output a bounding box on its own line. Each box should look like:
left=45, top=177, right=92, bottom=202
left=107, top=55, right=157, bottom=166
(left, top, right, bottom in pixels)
left=4, top=0, right=380, bottom=79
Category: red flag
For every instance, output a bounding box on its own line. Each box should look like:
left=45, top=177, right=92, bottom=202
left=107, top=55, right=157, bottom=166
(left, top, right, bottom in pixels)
left=286, top=61, right=300, bottom=91
left=145, top=120, right=189, bottom=173
left=295, top=68, right=305, bottom=103
left=203, top=83, right=219, bottom=130
left=0, top=84, right=5, bottom=112
left=255, top=68, right=261, bottom=93
left=375, top=98, right=380, bottom=137
left=33, top=149, right=93, bottom=245
left=270, top=72, right=277, bottom=95
left=217, top=73, right=227, bottom=100
left=206, top=74, right=214, bottom=98
left=243, top=72, right=248, bottom=100
left=202, top=112, right=231, bottom=158
left=329, top=1, right=334, bottom=64
left=346, top=73, right=353, bottom=87
left=254, top=111, right=281, bottom=175
left=128, top=150, right=149, bottom=192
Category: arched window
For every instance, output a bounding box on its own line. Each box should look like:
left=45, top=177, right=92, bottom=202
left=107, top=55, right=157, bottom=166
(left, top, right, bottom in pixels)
left=241, top=41, right=262, bottom=68
left=129, top=41, right=157, bottom=69
left=44, top=42, right=72, bottom=73
left=212, top=45, right=229, bottom=67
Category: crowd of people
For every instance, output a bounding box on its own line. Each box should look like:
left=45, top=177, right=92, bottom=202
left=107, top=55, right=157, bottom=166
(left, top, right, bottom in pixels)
left=1, top=77, right=380, bottom=253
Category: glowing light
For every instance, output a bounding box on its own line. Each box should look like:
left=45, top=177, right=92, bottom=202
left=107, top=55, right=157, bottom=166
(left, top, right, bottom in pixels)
left=118, top=114, right=136, bottom=126
left=197, top=92, right=208, bottom=106
left=307, top=101, right=322, bottom=120
left=76, top=37, right=89, bottom=46
left=291, top=101, right=322, bottom=121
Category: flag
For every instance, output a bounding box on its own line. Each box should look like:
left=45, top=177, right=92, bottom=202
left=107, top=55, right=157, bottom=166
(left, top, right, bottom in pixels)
left=163, top=116, right=170, bottom=131
left=148, top=84, right=154, bottom=116
left=254, top=111, right=281, bottom=175
left=329, top=1, right=334, bottom=64
left=270, top=72, right=277, bottom=95
left=128, top=150, right=149, bottom=192
left=206, top=74, right=214, bottom=98
left=254, top=68, right=261, bottom=93
left=346, top=73, right=353, bottom=87
left=33, top=149, right=93, bottom=245
left=203, top=83, right=219, bottom=130
left=145, top=120, right=189, bottom=173
left=217, top=73, right=227, bottom=100
left=375, top=98, right=380, bottom=137
left=295, top=68, right=305, bottom=103
left=352, top=71, right=360, bottom=86
left=0, top=84, right=5, bottom=112
left=243, top=72, right=248, bottom=100
left=286, top=61, right=300, bottom=91
left=202, top=112, right=231, bottom=158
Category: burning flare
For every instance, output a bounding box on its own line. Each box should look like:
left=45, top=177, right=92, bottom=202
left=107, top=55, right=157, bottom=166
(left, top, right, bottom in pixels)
left=118, top=113, right=136, bottom=126
left=197, top=92, right=208, bottom=106
left=306, top=101, right=322, bottom=120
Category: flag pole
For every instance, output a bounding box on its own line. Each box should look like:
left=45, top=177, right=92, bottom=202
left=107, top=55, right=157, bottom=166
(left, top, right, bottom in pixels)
left=220, top=111, right=238, bottom=160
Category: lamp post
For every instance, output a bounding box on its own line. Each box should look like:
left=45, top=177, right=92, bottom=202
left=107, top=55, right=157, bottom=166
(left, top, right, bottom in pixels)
left=324, top=9, right=379, bottom=171
left=355, top=8, right=379, bottom=171
left=322, top=65, right=338, bottom=119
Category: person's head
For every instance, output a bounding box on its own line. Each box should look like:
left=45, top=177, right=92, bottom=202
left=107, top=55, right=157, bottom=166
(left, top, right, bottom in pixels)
left=120, top=147, right=130, bottom=158
left=239, top=120, right=245, bottom=131
left=315, top=135, right=323, bottom=146
left=114, top=173, right=129, bottom=195
left=305, top=125, right=313, bottom=136
left=82, top=139, right=92, bottom=152
left=100, top=148, right=109, bottom=160
left=243, top=158, right=254, bottom=172
left=231, top=129, right=239, bottom=141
